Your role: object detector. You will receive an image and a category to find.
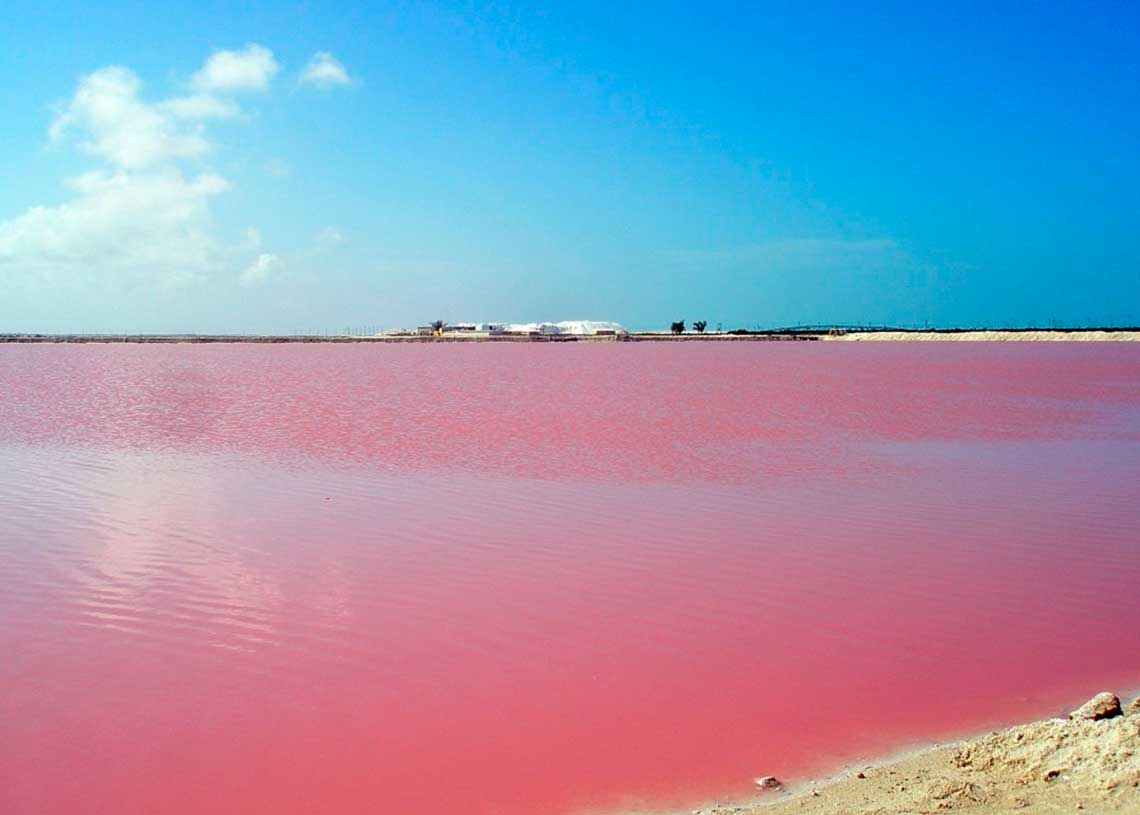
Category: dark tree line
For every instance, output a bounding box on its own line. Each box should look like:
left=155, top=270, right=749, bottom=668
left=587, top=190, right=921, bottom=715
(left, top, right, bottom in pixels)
left=670, top=320, right=708, bottom=334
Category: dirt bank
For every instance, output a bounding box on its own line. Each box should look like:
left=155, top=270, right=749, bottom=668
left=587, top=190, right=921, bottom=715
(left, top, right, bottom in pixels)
left=618, top=692, right=1140, bottom=815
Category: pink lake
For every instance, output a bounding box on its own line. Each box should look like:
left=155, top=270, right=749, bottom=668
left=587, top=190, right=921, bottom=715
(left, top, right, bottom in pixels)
left=2, top=342, right=1140, bottom=814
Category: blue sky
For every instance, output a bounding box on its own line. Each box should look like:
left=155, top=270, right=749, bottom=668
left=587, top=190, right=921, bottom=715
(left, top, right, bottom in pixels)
left=1, top=1, right=1137, bottom=332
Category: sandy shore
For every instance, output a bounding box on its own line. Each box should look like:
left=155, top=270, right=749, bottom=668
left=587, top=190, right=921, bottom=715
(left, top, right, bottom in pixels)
left=614, top=692, right=1139, bottom=815
left=826, top=330, right=1140, bottom=341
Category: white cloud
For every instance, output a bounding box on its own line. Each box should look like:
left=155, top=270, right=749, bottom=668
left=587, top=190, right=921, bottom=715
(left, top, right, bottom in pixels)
left=299, top=52, right=352, bottom=88
left=317, top=226, right=345, bottom=245
left=49, top=66, right=212, bottom=169
left=0, top=170, right=230, bottom=285
left=240, top=253, right=281, bottom=287
left=1, top=50, right=284, bottom=294
left=192, top=44, right=279, bottom=93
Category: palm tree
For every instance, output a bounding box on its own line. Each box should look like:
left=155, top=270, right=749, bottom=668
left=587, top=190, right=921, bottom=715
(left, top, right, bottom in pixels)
left=693, top=320, right=707, bottom=334
left=430, top=319, right=445, bottom=336
left=671, top=320, right=685, bottom=335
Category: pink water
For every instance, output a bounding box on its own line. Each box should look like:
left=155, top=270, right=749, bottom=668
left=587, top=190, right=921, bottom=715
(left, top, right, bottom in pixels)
left=3, top=342, right=1140, bottom=814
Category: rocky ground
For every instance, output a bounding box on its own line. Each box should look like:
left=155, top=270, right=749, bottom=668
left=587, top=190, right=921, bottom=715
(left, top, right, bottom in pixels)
left=681, top=692, right=1140, bottom=815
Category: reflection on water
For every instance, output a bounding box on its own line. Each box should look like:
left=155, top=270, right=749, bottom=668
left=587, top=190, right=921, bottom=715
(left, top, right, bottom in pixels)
left=2, top=343, right=1140, bottom=814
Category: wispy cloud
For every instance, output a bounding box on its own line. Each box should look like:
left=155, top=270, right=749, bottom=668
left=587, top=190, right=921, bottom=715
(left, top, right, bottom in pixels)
left=240, top=253, right=282, bottom=287
left=263, top=158, right=291, bottom=178
left=299, top=52, right=353, bottom=89
left=159, top=94, right=241, bottom=120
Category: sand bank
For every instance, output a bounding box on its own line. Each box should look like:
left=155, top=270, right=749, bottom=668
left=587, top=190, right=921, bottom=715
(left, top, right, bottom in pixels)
left=826, top=330, right=1140, bottom=341
left=617, top=692, right=1139, bottom=815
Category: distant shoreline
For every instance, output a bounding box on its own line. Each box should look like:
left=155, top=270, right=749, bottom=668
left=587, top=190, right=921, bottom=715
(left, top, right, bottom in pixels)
left=6, top=328, right=1140, bottom=344
left=3, top=329, right=1140, bottom=344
